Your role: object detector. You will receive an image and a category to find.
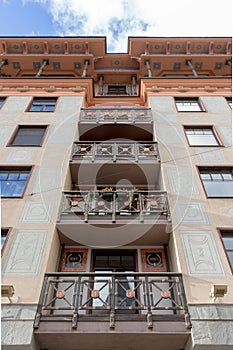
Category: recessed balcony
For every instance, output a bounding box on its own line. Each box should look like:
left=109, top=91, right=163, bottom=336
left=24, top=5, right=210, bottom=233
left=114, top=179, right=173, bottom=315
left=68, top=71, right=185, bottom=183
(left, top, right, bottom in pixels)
left=34, top=272, right=191, bottom=350
left=78, top=108, right=153, bottom=141
left=69, top=142, right=160, bottom=185
left=56, top=190, right=171, bottom=246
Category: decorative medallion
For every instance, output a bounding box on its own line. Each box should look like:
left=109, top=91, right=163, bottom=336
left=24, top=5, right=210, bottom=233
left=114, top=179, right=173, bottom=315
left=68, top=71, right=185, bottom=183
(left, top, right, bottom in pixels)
left=12, top=44, right=19, bottom=49
left=34, top=45, right=40, bottom=49
left=196, top=45, right=202, bottom=50
left=74, top=44, right=81, bottom=50
left=56, top=290, right=65, bottom=299
left=154, top=45, right=161, bottom=49
left=161, top=290, right=171, bottom=299
left=175, top=44, right=181, bottom=49
left=54, top=44, right=60, bottom=49
left=60, top=248, right=88, bottom=272
left=91, top=290, right=100, bottom=299
left=216, top=45, right=222, bottom=50
left=141, top=249, right=167, bottom=272
left=126, top=290, right=135, bottom=298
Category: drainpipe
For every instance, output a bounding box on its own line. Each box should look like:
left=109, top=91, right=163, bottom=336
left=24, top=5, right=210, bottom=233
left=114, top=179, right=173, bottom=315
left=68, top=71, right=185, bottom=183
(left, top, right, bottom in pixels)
left=82, top=60, right=89, bottom=77
left=145, top=60, right=152, bottom=77
left=36, top=59, right=49, bottom=77
left=186, top=59, right=198, bottom=77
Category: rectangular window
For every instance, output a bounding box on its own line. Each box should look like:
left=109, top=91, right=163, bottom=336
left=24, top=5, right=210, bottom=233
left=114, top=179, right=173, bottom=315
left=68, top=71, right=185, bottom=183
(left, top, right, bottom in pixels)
left=0, top=97, right=6, bottom=109
left=175, top=97, right=204, bottom=112
left=199, top=167, right=233, bottom=198
left=0, top=168, right=31, bottom=197
left=1, top=228, right=10, bottom=252
left=184, top=126, right=220, bottom=146
left=220, top=230, right=233, bottom=270
left=9, top=126, right=47, bottom=146
left=28, top=98, right=57, bottom=112
left=226, top=97, right=232, bottom=109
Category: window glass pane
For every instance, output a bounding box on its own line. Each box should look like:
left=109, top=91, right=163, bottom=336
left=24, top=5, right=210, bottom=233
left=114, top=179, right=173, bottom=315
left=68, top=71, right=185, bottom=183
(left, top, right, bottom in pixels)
left=227, top=251, right=233, bottom=267
left=0, top=169, right=30, bottom=197
left=176, top=99, right=202, bottom=111
left=121, top=255, right=134, bottom=267
left=0, top=98, right=5, bottom=108
left=200, top=173, right=211, bottom=180
left=1, top=235, right=6, bottom=249
left=8, top=172, right=19, bottom=180
left=211, top=173, right=222, bottom=181
left=12, top=127, right=46, bottom=146
left=203, top=181, right=233, bottom=197
left=222, top=236, right=233, bottom=249
left=222, top=172, right=233, bottom=181
left=109, top=255, right=121, bottom=266
left=29, top=98, right=56, bottom=112
left=0, top=172, right=8, bottom=180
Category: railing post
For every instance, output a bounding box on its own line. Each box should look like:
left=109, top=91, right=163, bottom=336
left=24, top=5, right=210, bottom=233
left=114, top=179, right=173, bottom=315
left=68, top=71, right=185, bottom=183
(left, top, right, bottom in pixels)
left=91, top=143, right=97, bottom=163
left=135, top=143, right=139, bottom=162
left=113, top=143, right=117, bottom=163
left=72, top=276, right=81, bottom=329
left=112, top=192, right=116, bottom=223
left=110, top=274, right=115, bottom=328
left=139, top=193, right=144, bottom=223
left=145, top=275, right=153, bottom=328
left=34, top=275, right=49, bottom=328
left=178, top=275, right=192, bottom=329
left=84, top=192, right=90, bottom=223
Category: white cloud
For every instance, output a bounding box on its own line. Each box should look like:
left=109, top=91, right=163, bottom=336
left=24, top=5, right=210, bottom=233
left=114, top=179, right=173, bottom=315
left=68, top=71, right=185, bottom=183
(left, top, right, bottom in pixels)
left=23, top=0, right=232, bottom=52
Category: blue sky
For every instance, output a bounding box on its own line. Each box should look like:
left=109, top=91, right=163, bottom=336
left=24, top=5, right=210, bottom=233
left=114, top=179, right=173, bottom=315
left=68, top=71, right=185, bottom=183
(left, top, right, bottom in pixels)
left=0, top=0, right=232, bottom=52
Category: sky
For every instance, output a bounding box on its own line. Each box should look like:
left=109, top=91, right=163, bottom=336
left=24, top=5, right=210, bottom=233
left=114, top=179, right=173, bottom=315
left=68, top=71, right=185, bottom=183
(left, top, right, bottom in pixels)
left=0, top=0, right=232, bottom=52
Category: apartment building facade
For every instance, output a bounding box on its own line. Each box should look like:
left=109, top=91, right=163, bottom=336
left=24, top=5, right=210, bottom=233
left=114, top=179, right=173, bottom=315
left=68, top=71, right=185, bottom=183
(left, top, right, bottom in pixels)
left=0, top=36, right=232, bottom=350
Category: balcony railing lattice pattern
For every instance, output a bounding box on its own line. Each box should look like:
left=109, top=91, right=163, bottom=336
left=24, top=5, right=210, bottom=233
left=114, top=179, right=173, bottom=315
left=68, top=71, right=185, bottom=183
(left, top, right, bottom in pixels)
left=79, top=108, right=153, bottom=123
left=34, top=272, right=191, bottom=330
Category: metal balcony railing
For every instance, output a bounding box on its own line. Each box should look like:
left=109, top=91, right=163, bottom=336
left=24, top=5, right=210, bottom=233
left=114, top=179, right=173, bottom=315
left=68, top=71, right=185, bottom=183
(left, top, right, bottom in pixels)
left=34, top=272, right=191, bottom=329
left=71, top=142, right=160, bottom=162
left=79, top=108, right=153, bottom=123
left=58, top=190, right=169, bottom=223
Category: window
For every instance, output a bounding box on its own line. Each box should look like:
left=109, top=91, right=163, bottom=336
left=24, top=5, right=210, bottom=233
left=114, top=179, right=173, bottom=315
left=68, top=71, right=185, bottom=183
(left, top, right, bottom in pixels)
left=0, top=97, right=5, bottom=109
left=1, top=228, right=10, bottom=252
left=175, top=97, right=204, bottom=112
left=0, top=168, right=31, bottom=197
left=29, top=98, right=57, bottom=112
left=226, top=97, right=232, bottom=109
left=9, top=126, right=47, bottom=146
left=220, top=230, right=233, bottom=270
left=184, top=126, right=220, bottom=146
left=199, top=167, right=233, bottom=198
left=107, top=85, right=127, bottom=96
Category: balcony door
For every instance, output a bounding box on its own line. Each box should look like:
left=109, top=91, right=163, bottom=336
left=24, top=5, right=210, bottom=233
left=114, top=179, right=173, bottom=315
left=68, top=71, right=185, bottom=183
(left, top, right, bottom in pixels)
left=92, top=251, right=137, bottom=313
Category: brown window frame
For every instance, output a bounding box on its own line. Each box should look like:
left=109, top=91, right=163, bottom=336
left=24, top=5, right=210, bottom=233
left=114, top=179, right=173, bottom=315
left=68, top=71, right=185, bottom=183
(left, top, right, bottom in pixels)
left=7, top=125, right=48, bottom=147
left=0, top=166, right=33, bottom=198
left=0, top=97, right=6, bottom=109
left=218, top=228, right=233, bottom=274
left=225, top=97, right=232, bottom=109
left=183, top=125, right=223, bottom=147
left=27, top=97, right=58, bottom=112
left=174, top=97, right=205, bottom=112
left=198, top=166, right=233, bottom=198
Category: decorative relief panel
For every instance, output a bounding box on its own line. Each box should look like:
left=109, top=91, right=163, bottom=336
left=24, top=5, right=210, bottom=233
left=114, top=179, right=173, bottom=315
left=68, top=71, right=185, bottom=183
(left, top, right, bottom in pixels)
left=3, top=230, right=47, bottom=275
left=173, top=201, right=209, bottom=226
left=20, top=201, right=54, bottom=224
left=141, top=249, right=168, bottom=272
left=60, top=248, right=88, bottom=272
left=180, top=231, right=225, bottom=276
left=166, top=166, right=199, bottom=196
left=196, top=148, right=225, bottom=164
left=5, top=149, right=36, bottom=163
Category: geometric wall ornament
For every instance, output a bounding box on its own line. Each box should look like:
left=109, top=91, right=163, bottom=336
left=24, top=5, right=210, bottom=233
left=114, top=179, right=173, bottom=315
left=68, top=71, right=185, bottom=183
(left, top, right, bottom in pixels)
left=60, top=248, right=88, bottom=272
left=180, top=230, right=225, bottom=276
left=214, top=62, right=223, bottom=70
left=173, top=200, right=209, bottom=226
left=74, top=62, right=81, bottom=70
left=195, top=62, right=203, bottom=70
left=12, top=62, right=20, bottom=69
left=3, top=230, right=47, bottom=276
left=174, top=62, right=182, bottom=70
left=20, top=201, right=54, bottom=224
left=5, top=149, right=36, bottom=163
left=153, top=62, right=161, bottom=70
left=141, top=249, right=168, bottom=272
left=53, top=62, right=61, bottom=70
left=33, top=62, right=41, bottom=70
